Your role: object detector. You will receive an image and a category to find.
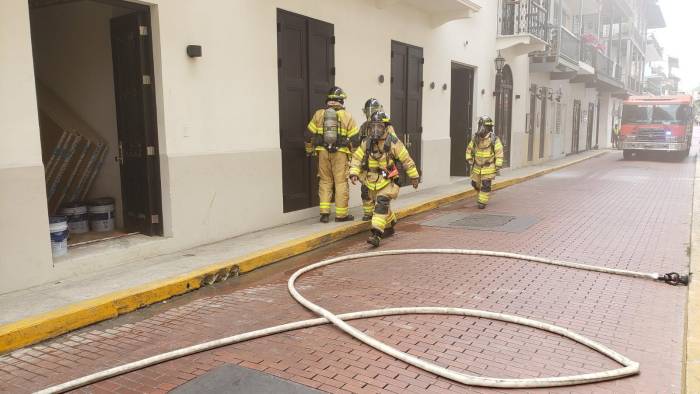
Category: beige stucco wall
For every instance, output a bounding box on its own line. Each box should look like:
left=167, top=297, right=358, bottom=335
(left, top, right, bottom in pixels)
left=0, top=0, right=54, bottom=294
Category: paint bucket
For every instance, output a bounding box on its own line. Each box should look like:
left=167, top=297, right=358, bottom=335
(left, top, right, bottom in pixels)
left=88, top=197, right=115, bottom=232
left=60, top=202, right=89, bottom=234
left=49, top=216, right=69, bottom=258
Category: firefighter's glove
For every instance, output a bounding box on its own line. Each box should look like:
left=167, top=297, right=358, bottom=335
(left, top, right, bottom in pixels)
left=349, top=175, right=359, bottom=185
left=411, top=177, right=420, bottom=189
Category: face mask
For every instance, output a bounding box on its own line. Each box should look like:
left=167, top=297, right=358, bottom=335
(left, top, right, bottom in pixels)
left=370, top=123, right=386, bottom=140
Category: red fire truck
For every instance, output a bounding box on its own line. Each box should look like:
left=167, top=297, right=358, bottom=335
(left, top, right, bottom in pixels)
left=620, top=95, right=694, bottom=160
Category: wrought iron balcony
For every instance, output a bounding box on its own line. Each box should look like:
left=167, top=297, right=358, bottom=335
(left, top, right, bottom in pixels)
left=557, top=26, right=580, bottom=64
left=627, top=76, right=642, bottom=93
left=581, top=44, right=595, bottom=67
left=595, top=51, right=615, bottom=79
left=499, top=0, right=549, bottom=43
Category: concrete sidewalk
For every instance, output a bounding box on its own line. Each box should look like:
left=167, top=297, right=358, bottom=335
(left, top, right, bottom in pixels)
left=0, top=151, right=605, bottom=354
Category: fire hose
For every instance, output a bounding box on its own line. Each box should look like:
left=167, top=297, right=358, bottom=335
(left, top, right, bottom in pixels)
left=36, top=249, right=689, bottom=393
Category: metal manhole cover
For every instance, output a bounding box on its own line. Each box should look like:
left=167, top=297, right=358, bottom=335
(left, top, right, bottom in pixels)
left=451, top=214, right=516, bottom=228
left=421, top=212, right=538, bottom=233
left=172, top=364, right=322, bottom=394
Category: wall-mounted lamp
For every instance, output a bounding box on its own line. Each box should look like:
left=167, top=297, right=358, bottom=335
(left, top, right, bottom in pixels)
left=186, top=45, right=202, bottom=58
left=547, top=88, right=554, bottom=101
left=555, top=87, right=563, bottom=102
left=494, top=51, right=505, bottom=74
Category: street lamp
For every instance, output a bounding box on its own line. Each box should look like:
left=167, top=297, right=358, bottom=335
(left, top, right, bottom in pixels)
left=494, top=52, right=506, bottom=74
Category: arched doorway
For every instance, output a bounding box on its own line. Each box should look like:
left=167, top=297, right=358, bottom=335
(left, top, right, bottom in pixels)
left=495, top=65, right=513, bottom=166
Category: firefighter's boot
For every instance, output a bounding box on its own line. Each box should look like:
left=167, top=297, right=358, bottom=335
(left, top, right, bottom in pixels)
left=367, top=229, right=382, bottom=247
left=320, top=214, right=330, bottom=223
left=335, top=214, right=354, bottom=222
left=477, top=203, right=486, bottom=209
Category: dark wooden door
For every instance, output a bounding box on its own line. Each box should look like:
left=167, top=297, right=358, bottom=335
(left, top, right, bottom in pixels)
left=539, top=87, right=547, bottom=158
left=110, top=11, right=162, bottom=236
left=572, top=100, right=581, bottom=153
left=496, top=65, right=513, bottom=167
left=277, top=9, right=334, bottom=212
left=527, top=85, right=537, bottom=161
left=586, top=102, right=595, bottom=150
left=391, top=41, right=423, bottom=186
left=449, top=64, right=473, bottom=176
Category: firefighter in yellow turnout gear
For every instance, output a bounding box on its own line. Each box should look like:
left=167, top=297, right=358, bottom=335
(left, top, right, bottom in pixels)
left=466, top=116, right=504, bottom=209
left=349, top=112, right=419, bottom=247
left=306, top=86, right=359, bottom=223
left=356, top=98, right=398, bottom=221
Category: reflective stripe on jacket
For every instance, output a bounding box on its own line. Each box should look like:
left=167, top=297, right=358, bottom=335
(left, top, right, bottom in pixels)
left=466, top=134, right=504, bottom=179
left=349, top=132, right=419, bottom=190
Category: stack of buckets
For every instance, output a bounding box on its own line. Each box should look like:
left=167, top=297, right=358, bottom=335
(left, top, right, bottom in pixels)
left=49, top=197, right=116, bottom=258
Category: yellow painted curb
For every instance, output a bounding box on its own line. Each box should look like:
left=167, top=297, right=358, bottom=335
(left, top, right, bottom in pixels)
left=685, top=153, right=700, bottom=394
left=0, top=151, right=606, bottom=354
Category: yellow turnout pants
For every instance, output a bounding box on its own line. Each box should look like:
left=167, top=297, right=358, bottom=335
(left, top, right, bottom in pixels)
left=318, top=150, right=350, bottom=217
left=368, top=182, right=399, bottom=233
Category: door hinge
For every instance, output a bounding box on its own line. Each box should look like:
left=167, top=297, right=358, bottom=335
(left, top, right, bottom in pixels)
left=139, top=26, right=149, bottom=36
left=421, top=57, right=425, bottom=64
left=420, top=81, right=424, bottom=88
left=142, top=75, right=152, bottom=85
left=277, top=22, right=281, bottom=33
left=330, top=36, right=336, bottom=45
left=331, top=66, right=336, bottom=76
left=146, top=146, right=156, bottom=156
left=390, top=50, right=394, bottom=58
left=151, top=214, right=160, bottom=224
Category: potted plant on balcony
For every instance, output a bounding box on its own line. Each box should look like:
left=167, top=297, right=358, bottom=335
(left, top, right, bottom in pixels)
left=582, top=33, right=607, bottom=52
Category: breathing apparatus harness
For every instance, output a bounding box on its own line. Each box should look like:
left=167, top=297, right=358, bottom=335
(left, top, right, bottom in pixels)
left=361, top=116, right=401, bottom=185
left=470, top=131, right=498, bottom=168
left=316, top=104, right=350, bottom=153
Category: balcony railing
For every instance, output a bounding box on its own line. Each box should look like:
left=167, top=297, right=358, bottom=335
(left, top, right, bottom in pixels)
left=595, top=51, right=615, bottom=79
left=627, top=76, right=641, bottom=93
left=499, top=0, right=549, bottom=43
left=558, top=26, right=580, bottom=64
left=581, top=44, right=595, bottom=67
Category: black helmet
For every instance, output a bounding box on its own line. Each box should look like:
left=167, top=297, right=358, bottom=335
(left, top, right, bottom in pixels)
left=368, top=111, right=390, bottom=139
left=327, top=86, right=347, bottom=103
left=477, top=115, right=494, bottom=137
left=369, top=111, right=390, bottom=123
left=478, top=115, right=494, bottom=129
left=363, top=98, right=383, bottom=119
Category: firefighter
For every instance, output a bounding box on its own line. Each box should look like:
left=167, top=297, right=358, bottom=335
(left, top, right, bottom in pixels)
left=466, top=115, right=504, bottom=209
left=349, top=111, right=420, bottom=247
left=306, top=86, right=359, bottom=223
left=355, top=98, right=385, bottom=221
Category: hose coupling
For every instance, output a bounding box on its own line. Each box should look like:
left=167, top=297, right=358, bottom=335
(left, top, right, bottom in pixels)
left=659, top=272, right=690, bottom=286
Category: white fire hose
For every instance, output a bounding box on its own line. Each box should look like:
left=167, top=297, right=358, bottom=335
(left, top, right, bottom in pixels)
left=36, top=249, right=688, bottom=393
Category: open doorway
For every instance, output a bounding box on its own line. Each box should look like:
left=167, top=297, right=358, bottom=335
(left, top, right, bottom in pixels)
left=29, top=0, right=163, bottom=251
left=449, top=63, right=474, bottom=177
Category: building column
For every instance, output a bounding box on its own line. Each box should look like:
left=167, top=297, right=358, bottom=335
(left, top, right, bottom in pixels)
left=0, top=0, right=54, bottom=293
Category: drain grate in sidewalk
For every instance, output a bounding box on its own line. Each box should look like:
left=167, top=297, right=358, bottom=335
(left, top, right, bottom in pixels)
left=420, top=212, right=538, bottom=233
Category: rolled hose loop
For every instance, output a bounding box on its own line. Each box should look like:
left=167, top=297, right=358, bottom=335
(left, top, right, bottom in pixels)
left=37, top=249, right=686, bottom=393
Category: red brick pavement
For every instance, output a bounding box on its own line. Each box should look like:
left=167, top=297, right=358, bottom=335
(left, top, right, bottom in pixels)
left=0, top=152, right=692, bottom=394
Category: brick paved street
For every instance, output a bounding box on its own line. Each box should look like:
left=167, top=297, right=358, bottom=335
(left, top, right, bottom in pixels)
left=0, top=150, right=693, bottom=394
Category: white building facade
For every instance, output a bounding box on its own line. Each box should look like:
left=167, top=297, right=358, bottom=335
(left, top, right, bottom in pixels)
left=0, top=0, right=663, bottom=294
